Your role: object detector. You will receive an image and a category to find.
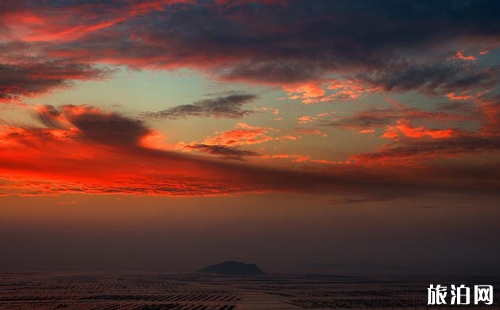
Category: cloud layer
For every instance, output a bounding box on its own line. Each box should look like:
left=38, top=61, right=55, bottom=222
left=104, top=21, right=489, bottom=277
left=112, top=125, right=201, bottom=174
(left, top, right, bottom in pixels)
left=0, top=105, right=499, bottom=200
left=1, top=0, right=500, bottom=101
left=0, top=0, right=500, bottom=202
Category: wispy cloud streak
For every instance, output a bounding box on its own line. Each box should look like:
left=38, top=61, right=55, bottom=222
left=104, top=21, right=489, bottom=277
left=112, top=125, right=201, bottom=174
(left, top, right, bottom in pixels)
left=142, top=93, right=256, bottom=119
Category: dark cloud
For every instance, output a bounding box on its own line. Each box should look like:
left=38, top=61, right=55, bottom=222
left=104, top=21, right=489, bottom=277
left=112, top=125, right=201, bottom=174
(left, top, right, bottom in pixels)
left=436, top=101, right=479, bottom=115
left=0, top=62, right=112, bottom=103
left=353, top=135, right=500, bottom=163
left=6, top=0, right=496, bottom=89
left=214, top=61, right=329, bottom=84
left=34, top=104, right=156, bottom=144
left=137, top=0, right=499, bottom=85
left=355, top=62, right=500, bottom=95
left=328, top=193, right=399, bottom=205
left=142, top=94, right=256, bottom=119
left=63, top=105, right=151, bottom=146
left=183, top=143, right=258, bottom=161
left=324, top=108, right=471, bottom=130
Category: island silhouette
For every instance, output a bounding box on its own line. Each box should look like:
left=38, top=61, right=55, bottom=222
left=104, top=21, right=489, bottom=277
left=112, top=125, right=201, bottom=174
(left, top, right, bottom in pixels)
left=197, top=261, right=266, bottom=275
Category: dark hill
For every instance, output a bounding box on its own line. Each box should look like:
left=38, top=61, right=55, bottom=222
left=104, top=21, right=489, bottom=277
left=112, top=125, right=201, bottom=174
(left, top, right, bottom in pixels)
left=197, top=261, right=266, bottom=275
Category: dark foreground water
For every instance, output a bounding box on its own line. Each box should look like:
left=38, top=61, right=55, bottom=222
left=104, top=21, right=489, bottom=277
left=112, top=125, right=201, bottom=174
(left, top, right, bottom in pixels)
left=0, top=273, right=498, bottom=309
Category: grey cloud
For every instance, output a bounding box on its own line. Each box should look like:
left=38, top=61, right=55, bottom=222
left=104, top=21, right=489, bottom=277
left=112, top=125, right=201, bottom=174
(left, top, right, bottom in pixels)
left=328, top=193, right=399, bottom=205
left=143, top=94, right=256, bottom=119
left=29, top=0, right=500, bottom=90
left=356, top=62, right=500, bottom=96
left=64, top=105, right=151, bottom=146
left=354, top=135, right=500, bottom=162
left=324, top=108, right=471, bottom=130
left=0, top=62, right=113, bottom=103
left=184, top=143, right=259, bottom=161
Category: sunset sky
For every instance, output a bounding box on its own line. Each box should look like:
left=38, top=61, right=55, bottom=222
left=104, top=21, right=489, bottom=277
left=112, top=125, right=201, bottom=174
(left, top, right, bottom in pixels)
left=1, top=0, right=499, bottom=273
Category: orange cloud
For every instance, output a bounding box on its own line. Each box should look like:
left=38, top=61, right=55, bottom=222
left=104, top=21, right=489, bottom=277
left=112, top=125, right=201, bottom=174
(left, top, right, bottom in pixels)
left=297, top=115, right=315, bottom=124
left=326, top=79, right=378, bottom=100
left=358, top=129, right=375, bottom=134
left=283, top=83, right=326, bottom=104
left=254, top=107, right=280, bottom=115
left=275, top=135, right=300, bottom=142
left=202, top=123, right=275, bottom=146
left=446, top=90, right=488, bottom=101
left=446, top=93, right=475, bottom=101
left=282, top=79, right=379, bottom=104
left=456, top=50, right=477, bottom=62
left=176, top=123, right=303, bottom=159
left=294, top=128, right=328, bottom=137
left=297, top=112, right=333, bottom=125
left=381, top=120, right=457, bottom=140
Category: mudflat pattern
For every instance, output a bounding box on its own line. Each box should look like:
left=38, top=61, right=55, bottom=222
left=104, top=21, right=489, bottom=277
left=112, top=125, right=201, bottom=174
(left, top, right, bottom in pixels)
left=0, top=273, right=498, bottom=309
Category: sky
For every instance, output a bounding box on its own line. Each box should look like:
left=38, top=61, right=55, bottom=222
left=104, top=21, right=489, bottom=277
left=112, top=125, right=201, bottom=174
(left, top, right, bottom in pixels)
left=0, top=0, right=500, bottom=274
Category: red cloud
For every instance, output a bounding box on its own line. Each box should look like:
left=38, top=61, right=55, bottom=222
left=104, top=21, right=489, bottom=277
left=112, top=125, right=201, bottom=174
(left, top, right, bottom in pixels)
left=1, top=0, right=194, bottom=43
left=0, top=108, right=252, bottom=196
left=1, top=105, right=499, bottom=200
left=0, top=106, right=345, bottom=196
left=350, top=99, right=500, bottom=164
left=479, top=99, right=500, bottom=135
